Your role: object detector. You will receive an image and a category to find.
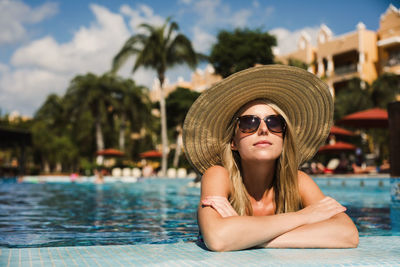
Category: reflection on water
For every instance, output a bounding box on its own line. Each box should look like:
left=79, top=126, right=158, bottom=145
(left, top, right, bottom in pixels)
left=0, top=178, right=398, bottom=248
left=0, top=179, right=199, bottom=248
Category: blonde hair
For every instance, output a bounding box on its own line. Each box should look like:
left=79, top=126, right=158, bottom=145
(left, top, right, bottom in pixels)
left=221, top=99, right=302, bottom=215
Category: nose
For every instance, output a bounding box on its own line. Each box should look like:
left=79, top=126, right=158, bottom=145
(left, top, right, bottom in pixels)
left=258, top=118, right=269, bottom=135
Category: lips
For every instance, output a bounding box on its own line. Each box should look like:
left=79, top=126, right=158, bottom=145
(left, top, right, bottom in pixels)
left=254, top=140, right=272, bottom=146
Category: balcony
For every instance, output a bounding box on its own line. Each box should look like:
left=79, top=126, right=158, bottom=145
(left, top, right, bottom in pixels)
left=334, top=64, right=358, bottom=75
left=386, top=52, right=400, bottom=67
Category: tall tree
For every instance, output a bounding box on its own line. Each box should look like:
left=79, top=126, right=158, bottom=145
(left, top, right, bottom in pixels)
left=112, top=18, right=198, bottom=175
left=370, top=73, right=400, bottom=108
left=64, top=73, right=116, bottom=165
left=32, top=94, right=78, bottom=172
left=166, top=87, right=200, bottom=167
left=209, top=28, right=276, bottom=78
left=111, top=77, right=153, bottom=152
left=334, top=78, right=373, bottom=121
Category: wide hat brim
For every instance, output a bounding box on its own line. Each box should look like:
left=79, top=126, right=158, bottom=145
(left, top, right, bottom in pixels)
left=183, top=64, right=333, bottom=174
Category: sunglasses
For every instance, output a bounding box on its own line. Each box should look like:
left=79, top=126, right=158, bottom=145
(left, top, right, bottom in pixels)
left=236, top=115, right=286, bottom=134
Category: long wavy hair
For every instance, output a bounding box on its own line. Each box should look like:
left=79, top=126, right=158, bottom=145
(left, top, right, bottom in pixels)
left=221, top=99, right=302, bottom=215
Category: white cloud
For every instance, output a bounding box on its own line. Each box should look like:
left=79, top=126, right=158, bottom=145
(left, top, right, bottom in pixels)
left=11, top=4, right=130, bottom=74
left=178, top=0, right=193, bottom=4
left=0, top=0, right=58, bottom=45
left=188, top=0, right=253, bottom=54
left=120, top=4, right=164, bottom=32
left=270, top=26, right=320, bottom=55
left=231, top=9, right=252, bottom=28
left=0, top=63, right=8, bottom=73
left=192, top=26, right=216, bottom=53
left=0, top=2, right=207, bottom=116
left=192, top=0, right=251, bottom=28
left=265, top=6, right=274, bottom=17
left=0, top=68, right=67, bottom=115
left=0, top=4, right=139, bottom=116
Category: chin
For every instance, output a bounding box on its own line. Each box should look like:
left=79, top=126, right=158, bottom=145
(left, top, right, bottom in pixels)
left=255, top=150, right=281, bottom=160
left=249, top=153, right=280, bottom=162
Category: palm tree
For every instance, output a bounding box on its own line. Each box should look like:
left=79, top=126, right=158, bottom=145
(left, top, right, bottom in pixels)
left=112, top=18, right=198, bottom=175
left=64, top=73, right=116, bottom=165
left=111, top=77, right=153, bottom=152
left=33, top=94, right=78, bottom=173
left=166, top=87, right=200, bottom=167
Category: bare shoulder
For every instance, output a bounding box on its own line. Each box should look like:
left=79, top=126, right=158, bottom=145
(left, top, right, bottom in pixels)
left=201, top=165, right=231, bottom=198
left=297, top=170, right=313, bottom=184
left=297, top=170, right=325, bottom=206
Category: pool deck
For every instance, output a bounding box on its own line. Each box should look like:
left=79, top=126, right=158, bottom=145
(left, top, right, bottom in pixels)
left=1, top=236, right=400, bottom=266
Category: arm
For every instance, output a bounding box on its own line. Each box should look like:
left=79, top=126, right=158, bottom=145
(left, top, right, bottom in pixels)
left=198, top=166, right=346, bottom=251
left=263, top=171, right=359, bottom=248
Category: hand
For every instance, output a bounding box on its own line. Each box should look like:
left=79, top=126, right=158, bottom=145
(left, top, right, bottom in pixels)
left=296, top=196, right=346, bottom=225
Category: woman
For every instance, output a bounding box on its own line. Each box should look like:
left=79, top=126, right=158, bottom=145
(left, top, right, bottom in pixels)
left=183, top=65, right=359, bottom=251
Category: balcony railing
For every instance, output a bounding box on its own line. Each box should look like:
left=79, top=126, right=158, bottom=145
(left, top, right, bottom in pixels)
left=334, top=64, right=357, bottom=75
left=386, top=54, right=400, bottom=67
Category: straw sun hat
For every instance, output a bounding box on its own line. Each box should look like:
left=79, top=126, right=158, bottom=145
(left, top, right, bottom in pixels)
left=183, top=64, right=333, bottom=174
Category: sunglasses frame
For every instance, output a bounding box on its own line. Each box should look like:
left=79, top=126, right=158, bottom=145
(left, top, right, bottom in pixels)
left=236, top=114, right=286, bottom=134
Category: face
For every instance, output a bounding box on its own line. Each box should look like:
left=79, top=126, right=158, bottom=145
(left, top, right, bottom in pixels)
left=231, top=103, right=284, bottom=163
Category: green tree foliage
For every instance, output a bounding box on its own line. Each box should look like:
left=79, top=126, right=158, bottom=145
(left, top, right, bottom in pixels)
left=32, top=94, right=78, bottom=172
left=370, top=73, right=400, bottom=108
left=27, top=73, right=155, bottom=173
left=209, top=28, right=276, bottom=78
left=287, top=58, right=309, bottom=70
left=165, top=87, right=200, bottom=167
left=64, top=73, right=116, bottom=161
left=112, top=18, right=198, bottom=175
left=111, top=77, right=153, bottom=154
left=334, top=78, right=373, bottom=121
left=166, top=87, right=200, bottom=129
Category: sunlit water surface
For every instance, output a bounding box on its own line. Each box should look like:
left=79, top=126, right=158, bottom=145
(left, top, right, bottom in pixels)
left=0, top=177, right=398, bottom=248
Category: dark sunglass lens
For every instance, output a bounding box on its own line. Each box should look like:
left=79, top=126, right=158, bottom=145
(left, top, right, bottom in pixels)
left=266, top=116, right=284, bottom=133
left=239, top=116, right=260, bottom=133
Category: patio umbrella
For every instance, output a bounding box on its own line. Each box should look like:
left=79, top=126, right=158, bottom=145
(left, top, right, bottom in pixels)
left=330, top=125, right=355, bottom=136
left=96, top=148, right=125, bottom=157
left=337, top=108, right=388, bottom=128
left=139, top=150, right=162, bottom=158
left=318, top=141, right=356, bottom=154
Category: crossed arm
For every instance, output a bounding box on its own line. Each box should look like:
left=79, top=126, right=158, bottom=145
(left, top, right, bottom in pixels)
left=197, top=166, right=359, bottom=251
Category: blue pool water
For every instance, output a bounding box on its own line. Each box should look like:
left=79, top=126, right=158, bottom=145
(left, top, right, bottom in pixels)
left=0, top=177, right=398, bottom=248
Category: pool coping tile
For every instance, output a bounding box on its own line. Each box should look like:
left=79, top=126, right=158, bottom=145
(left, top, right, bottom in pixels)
left=1, top=236, right=400, bottom=266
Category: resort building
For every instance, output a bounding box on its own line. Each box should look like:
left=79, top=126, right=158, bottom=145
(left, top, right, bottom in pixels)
left=378, top=4, right=400, bottom=76
left=150, top=4, right=399, bottom=102
left=276, top=4, right=400, bottom=97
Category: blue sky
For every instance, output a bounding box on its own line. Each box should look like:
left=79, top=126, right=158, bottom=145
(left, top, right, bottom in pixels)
left=0, top=0, right=395, bottom=116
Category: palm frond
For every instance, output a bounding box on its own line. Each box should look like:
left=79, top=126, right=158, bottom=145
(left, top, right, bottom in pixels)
left=196, top=52, right=209, bottom=62
left=166, top=21, right=179, bottom=42
left=112, top=47, right=138, bottom=74
left=139, top=23, right=157, bottom=35
left=167, top=34, right=197, bottom=69
left=111, top=35, right=147, bottom=74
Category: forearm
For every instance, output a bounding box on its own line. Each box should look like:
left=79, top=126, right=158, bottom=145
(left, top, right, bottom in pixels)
left=201, top=211, right=308, bottom=251
left=200, top=196, right=348, bottom=251
left=262, top=213, right=359, bottom=248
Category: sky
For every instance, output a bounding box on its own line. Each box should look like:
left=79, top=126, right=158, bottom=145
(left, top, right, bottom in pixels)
left=0, top=0, right=396, bottom=117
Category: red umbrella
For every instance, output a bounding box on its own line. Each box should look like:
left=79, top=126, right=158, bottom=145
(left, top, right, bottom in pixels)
left=318, top=141, right=356, bottom=153
left=337, top=108, right=388, bottom=128
left=96, top=148, right=125, bottom=157
left=330, top=126, right=355, bottom=136
left=139, top=150, right=162, bottom=158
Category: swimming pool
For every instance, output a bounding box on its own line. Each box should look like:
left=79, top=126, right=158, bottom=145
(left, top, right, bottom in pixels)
left=0, top=176, right=398, bottom=248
